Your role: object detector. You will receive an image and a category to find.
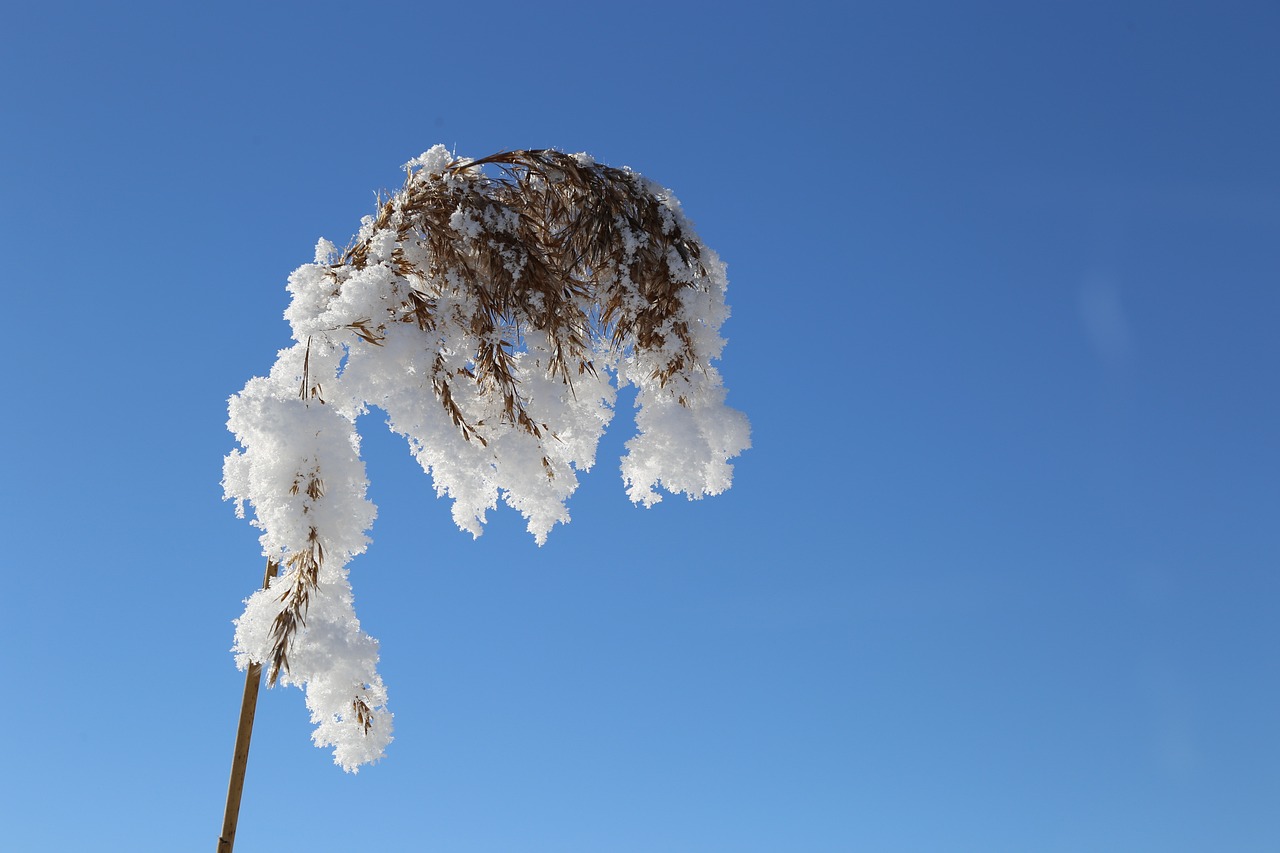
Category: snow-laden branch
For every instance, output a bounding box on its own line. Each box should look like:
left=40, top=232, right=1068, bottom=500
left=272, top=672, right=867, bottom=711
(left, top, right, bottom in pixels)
left=222, top=147, right=750, bottom=770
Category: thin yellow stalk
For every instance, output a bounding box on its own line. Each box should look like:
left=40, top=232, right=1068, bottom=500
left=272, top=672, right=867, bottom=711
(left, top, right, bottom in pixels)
left=216, top=558, right=278, bottom=853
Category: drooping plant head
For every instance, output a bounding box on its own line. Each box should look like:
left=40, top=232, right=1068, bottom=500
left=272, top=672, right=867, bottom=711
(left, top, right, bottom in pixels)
left=223, top=146, right=750, bottom=770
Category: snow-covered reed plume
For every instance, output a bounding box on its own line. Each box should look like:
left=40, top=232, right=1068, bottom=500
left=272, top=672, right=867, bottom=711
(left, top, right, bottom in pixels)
left=223, top=147, right=750, bottom=770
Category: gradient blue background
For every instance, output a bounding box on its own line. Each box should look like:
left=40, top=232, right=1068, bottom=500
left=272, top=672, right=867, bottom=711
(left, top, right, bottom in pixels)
left=2, top=2, right=1277, bottom=850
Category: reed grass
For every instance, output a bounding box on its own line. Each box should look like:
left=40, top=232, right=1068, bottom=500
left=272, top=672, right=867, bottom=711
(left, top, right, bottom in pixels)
left=265, top=148, right=711, bottom=700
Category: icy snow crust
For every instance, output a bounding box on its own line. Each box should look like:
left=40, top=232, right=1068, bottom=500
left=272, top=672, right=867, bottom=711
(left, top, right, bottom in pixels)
left=223, top=147, right=749, bottom=770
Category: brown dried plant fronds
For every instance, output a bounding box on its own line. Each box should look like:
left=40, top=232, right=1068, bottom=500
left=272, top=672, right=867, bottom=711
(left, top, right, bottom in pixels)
left=298, top=336, right=326, bottom=403
left=335, top=149, right=711, bottom=443
left=346, top=319, right=385, bottom=346
left=353, top=696, right=374, bottom=736
left=267, top=472, right=325, bottom=687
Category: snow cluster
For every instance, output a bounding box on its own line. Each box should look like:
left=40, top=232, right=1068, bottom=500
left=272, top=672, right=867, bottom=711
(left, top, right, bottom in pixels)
left=223, top=147, right=749, bottom=770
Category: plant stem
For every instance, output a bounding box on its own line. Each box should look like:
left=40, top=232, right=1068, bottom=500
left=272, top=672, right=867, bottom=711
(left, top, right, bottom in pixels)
left=217, top=559, right=278, bottom=853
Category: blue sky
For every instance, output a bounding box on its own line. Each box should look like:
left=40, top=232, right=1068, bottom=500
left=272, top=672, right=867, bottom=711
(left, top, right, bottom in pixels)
left=2, top=1, right=1278, bottom=850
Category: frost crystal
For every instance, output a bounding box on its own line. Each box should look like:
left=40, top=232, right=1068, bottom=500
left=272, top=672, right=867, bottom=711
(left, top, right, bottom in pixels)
left=223, top=147, right=749, bottom=770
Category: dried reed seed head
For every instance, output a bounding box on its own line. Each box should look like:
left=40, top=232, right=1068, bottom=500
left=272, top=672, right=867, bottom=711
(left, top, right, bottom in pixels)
left=266, top=530, right=323, bottom=686
left=353, top=697, right=374, bottom=736
left=336, top=149, right=708, bottom=440
left=264, top=150, right=719, bottom=705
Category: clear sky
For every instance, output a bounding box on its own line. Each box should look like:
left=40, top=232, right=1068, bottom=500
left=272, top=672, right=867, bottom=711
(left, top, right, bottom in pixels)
left=2, top=1, right=1278, bottom=850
